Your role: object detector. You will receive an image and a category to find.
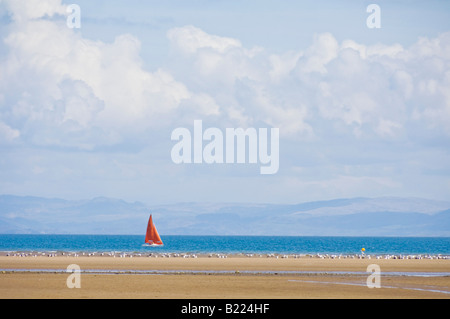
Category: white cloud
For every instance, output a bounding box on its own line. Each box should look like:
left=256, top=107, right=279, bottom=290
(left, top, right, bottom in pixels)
left=375, top=119, right=402, bottom=138
left=0, top=1, right=214, bottom=149
left=165, top=26, right=450, bottom=143
left=1, top=0, right=449, bottom=152
left=0, top=121, right=20, bottom=143
left=2, top=0, right=66, bottom=22
left=296, top=32, right=339, bottom=74
left=166, top=25, right=312, bottom=136
left=269, top=51, right=302, bottom=83
left=167, top=25, right=242, bottom=55
left=314, top=33, right=450, bottom=139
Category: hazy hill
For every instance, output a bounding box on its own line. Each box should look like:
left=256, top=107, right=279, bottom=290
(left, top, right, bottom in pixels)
left=0, top=195, right=449, bottom=236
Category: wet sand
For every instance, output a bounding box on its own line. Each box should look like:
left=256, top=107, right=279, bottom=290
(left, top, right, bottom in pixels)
left=1, top=255, right=449, bottom=299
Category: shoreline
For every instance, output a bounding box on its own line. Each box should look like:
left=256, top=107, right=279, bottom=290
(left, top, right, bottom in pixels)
left=2, top=254, right=450, bottom=271
left=2, top=250, right=449, bottom=259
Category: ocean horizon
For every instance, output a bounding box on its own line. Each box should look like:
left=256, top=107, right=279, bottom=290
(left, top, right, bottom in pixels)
left=1, top=234, right=449, bottom=255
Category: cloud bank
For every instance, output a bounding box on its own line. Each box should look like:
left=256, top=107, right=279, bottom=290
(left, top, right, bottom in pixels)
left=1, top=0, right=449, bottom=148
left=0, top=0, right=449, bottom=203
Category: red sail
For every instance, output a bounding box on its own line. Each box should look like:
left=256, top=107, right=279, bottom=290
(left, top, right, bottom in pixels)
left=145, top=214, right=163, bottom=245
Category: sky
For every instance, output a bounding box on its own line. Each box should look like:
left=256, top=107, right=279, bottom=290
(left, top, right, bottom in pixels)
left=0, top=0, right=449, bottom=205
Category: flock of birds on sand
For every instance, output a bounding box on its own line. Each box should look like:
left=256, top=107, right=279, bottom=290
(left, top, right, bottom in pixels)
left=3, top=251, right=449, bottom=259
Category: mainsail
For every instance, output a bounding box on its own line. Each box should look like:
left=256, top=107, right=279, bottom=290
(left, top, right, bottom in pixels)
left=145, top=214, right=163, bottom=246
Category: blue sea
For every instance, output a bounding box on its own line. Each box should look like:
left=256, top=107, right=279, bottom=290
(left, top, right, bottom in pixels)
left=0, top=235, right=449, bottom=255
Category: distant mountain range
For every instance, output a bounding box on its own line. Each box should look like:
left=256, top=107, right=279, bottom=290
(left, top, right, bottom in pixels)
left=0, top=195, right=449, bottom=236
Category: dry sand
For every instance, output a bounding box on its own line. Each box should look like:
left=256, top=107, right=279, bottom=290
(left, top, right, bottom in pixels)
left=1, top=255, right=449, bottom=299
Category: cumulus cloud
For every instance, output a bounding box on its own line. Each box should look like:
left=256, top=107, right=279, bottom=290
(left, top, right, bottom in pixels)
left=0, top=121, right=20, bottom=143
left=166, top=25, right=450, bottom=143
left=167, top=25, right=242, bottom=55
left=0, top=0, right=216, bottom=150
left=167, top=25, right=312, bottom=135
left=3, top=0, right=66, bottom=22
left=1, top=0, right=449, bottom=153
left=297, top=32, right=339, bottom=74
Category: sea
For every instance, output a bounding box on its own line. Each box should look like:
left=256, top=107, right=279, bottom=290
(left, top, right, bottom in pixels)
left=0, top=234, right=449, bottom=256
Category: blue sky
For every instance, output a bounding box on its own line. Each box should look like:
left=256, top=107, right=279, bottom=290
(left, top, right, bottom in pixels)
left=0, top=0, right=449, bottom=205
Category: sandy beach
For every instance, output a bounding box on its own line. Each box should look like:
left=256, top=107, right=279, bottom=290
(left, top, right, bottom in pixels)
left=1, top=254, right=449, bottom=299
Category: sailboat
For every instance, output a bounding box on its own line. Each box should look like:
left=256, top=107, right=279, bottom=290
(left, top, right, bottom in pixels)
left=144, top=214, right=163, bottom=246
